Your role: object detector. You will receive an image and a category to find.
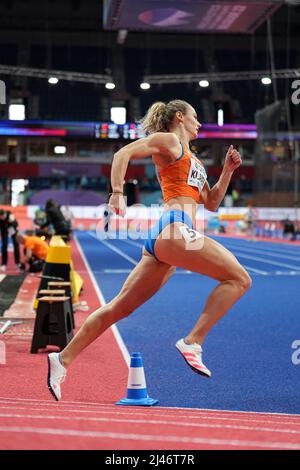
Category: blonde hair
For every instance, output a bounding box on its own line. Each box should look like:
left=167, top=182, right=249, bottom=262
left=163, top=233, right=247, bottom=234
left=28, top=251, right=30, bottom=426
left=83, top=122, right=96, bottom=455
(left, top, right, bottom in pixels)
left=140, top=99, right=191, bottom=134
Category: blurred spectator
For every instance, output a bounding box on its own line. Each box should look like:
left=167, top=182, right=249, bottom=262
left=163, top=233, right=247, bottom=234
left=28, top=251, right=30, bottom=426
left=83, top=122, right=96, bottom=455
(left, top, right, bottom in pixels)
left=16, top=232, right=49, bottom=272
left=80, top=175, right=88, bottom=189
left=61, top=205, right=75, bottom=229
left=232, top=188, right=240, bottom=207
left=282, top=218, right=296, bottom=241
left=0, top=208, right=21, bottom=272
left=245, top=204, right=254, bottom=235
left=33, top=208, right=52, bottom=239
left=42, top=199, right=72, bottom=240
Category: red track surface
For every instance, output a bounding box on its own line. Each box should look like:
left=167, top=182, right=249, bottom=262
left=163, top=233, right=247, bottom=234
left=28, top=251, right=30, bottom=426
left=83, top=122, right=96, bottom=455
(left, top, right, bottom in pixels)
left=1, top=398, right=300, bottom=450
left=1, top=239, right=300, bottom=450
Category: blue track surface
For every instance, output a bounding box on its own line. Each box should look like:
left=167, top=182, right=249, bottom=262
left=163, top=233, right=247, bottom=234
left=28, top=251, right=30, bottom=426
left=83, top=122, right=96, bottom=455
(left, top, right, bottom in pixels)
left=77, top=231, right=300, bottom=414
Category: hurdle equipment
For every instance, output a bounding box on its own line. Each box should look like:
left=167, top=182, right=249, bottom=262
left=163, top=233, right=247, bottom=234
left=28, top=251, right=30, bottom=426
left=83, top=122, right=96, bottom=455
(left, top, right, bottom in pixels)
left=47, top=281, right=75, bottom=328
left=48, top=281, right=71, bottom=289
left=34, top=237, right=71, bottom=310
left=34, top=235, right=82, bottom=328
left=116, top=352, right=158, bottom=406
left=30, top=296, right=73, bottom=353
left=70, top=263, right=83, bottom=304
left=39, top=289, right=66, bottom=296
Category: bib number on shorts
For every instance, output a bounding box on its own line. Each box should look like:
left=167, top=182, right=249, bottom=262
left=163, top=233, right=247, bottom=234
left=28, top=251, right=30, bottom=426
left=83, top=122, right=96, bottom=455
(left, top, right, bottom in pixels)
left=179, top=226, right=202, bottom=243
left=187, top=158, right=207, bottom=193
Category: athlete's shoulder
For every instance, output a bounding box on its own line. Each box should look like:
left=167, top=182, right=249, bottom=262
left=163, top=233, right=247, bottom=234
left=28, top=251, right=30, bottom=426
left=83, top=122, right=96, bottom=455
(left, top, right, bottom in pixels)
left=148, top=132, right=180, bottom=148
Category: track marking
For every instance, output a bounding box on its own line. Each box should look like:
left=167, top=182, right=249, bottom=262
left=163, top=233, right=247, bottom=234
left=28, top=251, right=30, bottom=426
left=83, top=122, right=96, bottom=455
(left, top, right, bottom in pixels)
left=242, top=265, right=268, bottom=275
left=103, top=269, right=132, bottom=273
left=74, top=235, right=130, bottom=366
left=88, top=232, right=138, bottom=266
left=0, top=398, right=299, bottom=419
left=220, top=243, right=300, bottom=262
left=232, top=251, right=300, bottom=270
left=214, top=236, right=300, bottom=252
left=0, top=396, right=299, bottom=417
left=0, top=406, right=300, bottom=434
left=118, top=238, right=144, bottom=249
left=93, top=236, right=270, bottom=275
left=0, top=425, right=299, bottom=449
left=1, top=412, right=300, bottom=436
left=88, top=233, right=300, bottom=275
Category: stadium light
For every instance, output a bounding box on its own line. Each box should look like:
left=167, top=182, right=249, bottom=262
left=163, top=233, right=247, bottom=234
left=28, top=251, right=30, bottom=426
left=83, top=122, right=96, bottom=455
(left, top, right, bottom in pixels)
left=110, top=107, right=126, bottom=125
left=140, top=82, right=151, bottom=90
left=54, top=146, right=67, bottom=154
left=199, top=80, right=209, bottom=88
left=48, top=77, right=59, bottom=85
left=261, top=77, right=272, bottom=85
left=9, top=104, right=25, bottom=120
left=218, top=108, right=224, bottom=127
left=105, top=82, right=115, bottom=90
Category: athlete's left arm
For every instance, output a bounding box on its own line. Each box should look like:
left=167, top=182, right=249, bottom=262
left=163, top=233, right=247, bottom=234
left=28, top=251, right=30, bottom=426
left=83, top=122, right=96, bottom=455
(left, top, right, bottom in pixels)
left=200, top=145, right=242, bottom=212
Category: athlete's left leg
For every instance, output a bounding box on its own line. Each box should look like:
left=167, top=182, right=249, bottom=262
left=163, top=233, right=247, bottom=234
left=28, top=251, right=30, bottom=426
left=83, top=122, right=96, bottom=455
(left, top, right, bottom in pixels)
left=60, top=251, right=175, bottom=368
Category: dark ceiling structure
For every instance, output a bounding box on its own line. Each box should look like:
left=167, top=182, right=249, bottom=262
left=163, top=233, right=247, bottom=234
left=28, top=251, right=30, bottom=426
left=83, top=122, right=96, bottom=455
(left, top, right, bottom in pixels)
left=0, top=1, right=299, bottom=123
left=103, top=0, right=281, bottom=34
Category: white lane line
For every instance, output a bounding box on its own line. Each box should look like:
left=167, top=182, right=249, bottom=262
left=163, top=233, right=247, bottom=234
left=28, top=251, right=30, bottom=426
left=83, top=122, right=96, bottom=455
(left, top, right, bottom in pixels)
left=0, top=426, right=299, bottom=449
left=0, top=404, right=300, bottom=426
left=242, top=265, right=268, bottom=275
left=102, top=269, right=194, bottom=275
left=74, top=235, right=130, bottom=367
left=88, top=234, right=300, bottom=274
left=221, top=244, right=300, bottom=262
left=0, top=399, right=300, bottom=425
left=118, top=238, right=144, bottom=248
left=90, top=236, right=300, bottom=275
left=1, top=412, right=300, bottom=436
left=95, top=269, right=300, bottom=276
left=274, top=271, right=300, bottom=275
left=121, top=237, right=300, bottom=261
left=218, top=238, right=300, bottom=254
left=233, top=251, right=300, bottom=270
left=103, top=269, right=132, bottom=273
left=88, top=232, right=138, bottom=266
left=92, top=236, right=270, bottom=275
left=0, top=396, right=300, bottom=419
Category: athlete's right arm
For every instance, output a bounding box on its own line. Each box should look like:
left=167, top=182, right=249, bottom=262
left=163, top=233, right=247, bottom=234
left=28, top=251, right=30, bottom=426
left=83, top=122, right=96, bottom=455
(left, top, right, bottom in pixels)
left=109, top=133, right=180, bottom=216
left=111, top=132, right=180, bottom=191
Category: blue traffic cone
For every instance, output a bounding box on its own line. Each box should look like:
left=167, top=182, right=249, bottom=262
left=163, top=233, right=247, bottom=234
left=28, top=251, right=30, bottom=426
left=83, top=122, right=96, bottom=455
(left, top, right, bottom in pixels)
left=116, top=352, right=158, bottom=406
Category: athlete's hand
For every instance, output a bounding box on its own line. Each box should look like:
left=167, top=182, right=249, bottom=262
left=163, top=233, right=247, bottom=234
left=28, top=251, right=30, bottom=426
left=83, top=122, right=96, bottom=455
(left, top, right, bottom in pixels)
left=108, top=193, right=126, bottom=217
left=224, top=145, right=242, bottom=172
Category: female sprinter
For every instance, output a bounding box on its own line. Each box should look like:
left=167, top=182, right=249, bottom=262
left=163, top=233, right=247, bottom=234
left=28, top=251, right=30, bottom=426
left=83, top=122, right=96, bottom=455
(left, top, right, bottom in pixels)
left=48, top=100, right=252, bottom=400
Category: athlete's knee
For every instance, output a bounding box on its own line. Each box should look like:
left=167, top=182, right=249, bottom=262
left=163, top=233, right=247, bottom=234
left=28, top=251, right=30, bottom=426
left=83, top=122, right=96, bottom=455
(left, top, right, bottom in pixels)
left=235, top=269, right=252, bottom=294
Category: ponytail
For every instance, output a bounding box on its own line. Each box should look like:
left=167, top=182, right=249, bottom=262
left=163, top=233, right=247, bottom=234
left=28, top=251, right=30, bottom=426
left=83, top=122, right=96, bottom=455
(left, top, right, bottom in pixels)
left=140, top=99, right=190, bottom=134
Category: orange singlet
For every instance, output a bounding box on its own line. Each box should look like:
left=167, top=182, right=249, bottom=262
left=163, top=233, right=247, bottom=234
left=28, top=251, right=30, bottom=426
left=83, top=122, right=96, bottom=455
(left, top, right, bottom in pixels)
left=157, top=143, right=207, bottom=204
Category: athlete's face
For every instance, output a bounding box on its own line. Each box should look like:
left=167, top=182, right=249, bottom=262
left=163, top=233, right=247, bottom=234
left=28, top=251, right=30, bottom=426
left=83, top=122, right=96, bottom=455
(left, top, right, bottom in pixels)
left=182, top=106, right=201, bottom=139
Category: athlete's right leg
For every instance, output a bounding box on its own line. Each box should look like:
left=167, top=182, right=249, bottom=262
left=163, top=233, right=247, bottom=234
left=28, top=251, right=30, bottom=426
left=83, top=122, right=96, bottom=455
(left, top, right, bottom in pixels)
left=60, top=252, right=175, bottom=368
left=154, top=223, right=252, bottom=345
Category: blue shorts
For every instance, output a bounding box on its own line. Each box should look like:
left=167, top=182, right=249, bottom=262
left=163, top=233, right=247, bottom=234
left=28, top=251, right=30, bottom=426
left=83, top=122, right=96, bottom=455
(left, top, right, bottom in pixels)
left=144, top=210, right=194, bottom=258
